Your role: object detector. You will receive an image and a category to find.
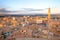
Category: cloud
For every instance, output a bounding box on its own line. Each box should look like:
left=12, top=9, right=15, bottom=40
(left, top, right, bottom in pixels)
left=51, top=8, right=60, bottom=13
left=0, top=8, right=60, bottom=15
left=23, top=8, right=60, bottom=14
left=22, top=8, right=43, bottom=11
left=0, top=8, right=12, bottom=12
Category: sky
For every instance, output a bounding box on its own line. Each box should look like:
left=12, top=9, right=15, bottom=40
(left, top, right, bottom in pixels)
left=0, top=0, right=60, bottom=14
left=0, top=0, right=60, bottom=10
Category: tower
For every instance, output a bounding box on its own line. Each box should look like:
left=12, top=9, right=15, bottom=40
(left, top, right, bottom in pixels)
left=48, top=8, right=51, bottom=21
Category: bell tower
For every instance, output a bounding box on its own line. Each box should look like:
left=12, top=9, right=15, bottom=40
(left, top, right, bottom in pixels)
left=48, top=8, right=51, bottom=21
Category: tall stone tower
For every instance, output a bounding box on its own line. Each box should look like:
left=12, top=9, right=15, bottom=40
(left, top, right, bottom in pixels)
left=48, top=8, right=51, bottom=21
